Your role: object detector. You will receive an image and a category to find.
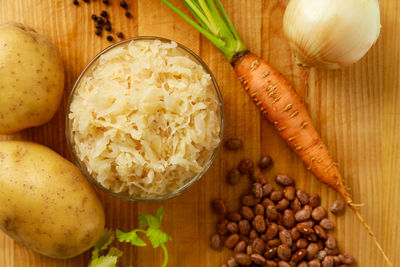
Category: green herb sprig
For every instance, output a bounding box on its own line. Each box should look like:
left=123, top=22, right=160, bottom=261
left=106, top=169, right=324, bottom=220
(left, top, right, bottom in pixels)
left=88, top=206, right=171, bottom=267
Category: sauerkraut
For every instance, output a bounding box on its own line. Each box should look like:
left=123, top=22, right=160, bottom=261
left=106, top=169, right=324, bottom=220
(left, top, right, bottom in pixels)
left=69, top=39, right=221, bottom=197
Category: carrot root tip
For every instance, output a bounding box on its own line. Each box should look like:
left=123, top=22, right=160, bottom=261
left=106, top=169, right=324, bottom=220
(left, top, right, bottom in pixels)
left=348, top=204, right=393, bottom=266
left=348, top=202, right=365, bottom=208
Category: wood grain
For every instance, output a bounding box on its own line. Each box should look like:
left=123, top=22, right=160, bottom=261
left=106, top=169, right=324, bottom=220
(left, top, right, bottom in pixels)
left=0, top=0, right=399, bottom=266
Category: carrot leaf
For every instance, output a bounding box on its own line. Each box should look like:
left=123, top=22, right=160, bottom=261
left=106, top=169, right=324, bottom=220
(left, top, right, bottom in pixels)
left=161, top=0, right=247, bottom=61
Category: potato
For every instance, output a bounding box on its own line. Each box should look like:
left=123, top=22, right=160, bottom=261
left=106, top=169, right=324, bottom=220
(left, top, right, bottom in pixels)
left=0, top=141, right=105, bottom=259
left=0, top=22, right=64, bottom=134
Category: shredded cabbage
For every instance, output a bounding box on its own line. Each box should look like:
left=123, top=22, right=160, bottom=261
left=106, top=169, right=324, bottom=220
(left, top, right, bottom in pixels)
left=69, top=40, right=221, bottom=197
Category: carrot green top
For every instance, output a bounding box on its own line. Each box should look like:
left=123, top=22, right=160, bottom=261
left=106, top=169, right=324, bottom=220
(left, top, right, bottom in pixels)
left=161, top=0, right=247, bottom=62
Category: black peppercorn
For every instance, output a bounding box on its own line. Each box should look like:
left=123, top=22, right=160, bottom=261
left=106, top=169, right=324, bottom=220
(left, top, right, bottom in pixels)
left=107, top=35, right=113, bottom=41
left=97, top=17, right=104, bottom=24
left=106, top=20, right=111, bottom=25
left=83, top=0, right=89, bottom=2
left=91, top=14, right=97, bottom=21
left=73, top=0, right=79, bottom=5
left=103, top=0, right=109, bottom=4
left=95, top=29, right=102, bottom=36
left=125, top=11, right=132, bottom=18
left=95, top=24, right=102, bottom=29
left=105, top=25, right=112, bottom=31
left=120, top=1, right=127, bottom=8
left=117, top=32, right=123, bottom=38
left=101, top=11, right=108, bottom=18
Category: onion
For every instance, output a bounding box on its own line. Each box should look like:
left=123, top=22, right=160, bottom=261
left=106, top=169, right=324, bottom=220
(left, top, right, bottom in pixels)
left=283, top=0, right=381, bottom=69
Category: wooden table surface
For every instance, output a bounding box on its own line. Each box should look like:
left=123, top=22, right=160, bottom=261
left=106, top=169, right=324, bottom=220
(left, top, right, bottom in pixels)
left=0, top=0, right=399, bottom=266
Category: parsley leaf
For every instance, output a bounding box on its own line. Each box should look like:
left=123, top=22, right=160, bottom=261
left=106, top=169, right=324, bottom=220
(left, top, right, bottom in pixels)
left=119, top=206, right=171, bottom=266
left=116, top=229, right=146, bottom=247
left=146, top=228, right=172, bottom=248
left=88, top=255, right=119, bottom=267
left=88, top=207, right=170, bottom=267
left=136, top=206, right=171, bottom=248
left=157, top=205, right=165, bottom=223
left=139, top=206, right=165, bottom=229
left=94, top=229, right=114, bottom=252
left=88, top=230, right=123, bottom=267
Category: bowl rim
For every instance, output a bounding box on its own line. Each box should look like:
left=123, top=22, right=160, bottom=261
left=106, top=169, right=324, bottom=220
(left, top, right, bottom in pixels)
left=65, top=36, right=225, bottom=202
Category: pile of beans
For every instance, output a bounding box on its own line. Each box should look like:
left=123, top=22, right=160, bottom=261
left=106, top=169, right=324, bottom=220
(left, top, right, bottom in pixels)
left=210, top=139, right=353, bottom=267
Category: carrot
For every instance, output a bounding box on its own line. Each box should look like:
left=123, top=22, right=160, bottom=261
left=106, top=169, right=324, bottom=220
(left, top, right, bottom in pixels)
left=161, top=0, right=392, bottom=265
left=233, top=52, right=350, bottom=198
left=234, top=52, right=392, bottom=265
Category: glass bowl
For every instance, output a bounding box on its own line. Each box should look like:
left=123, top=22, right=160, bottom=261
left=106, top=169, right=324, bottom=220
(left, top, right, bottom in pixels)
left=65, top=36, right=224, bottom=201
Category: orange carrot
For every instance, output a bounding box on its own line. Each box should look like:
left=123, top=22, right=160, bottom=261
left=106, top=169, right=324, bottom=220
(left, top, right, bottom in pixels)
left=233, top=52, right=391, bottom=266
left=162, top=0, right=392, bottom=265
left=234, top=52, right=349, bottom=199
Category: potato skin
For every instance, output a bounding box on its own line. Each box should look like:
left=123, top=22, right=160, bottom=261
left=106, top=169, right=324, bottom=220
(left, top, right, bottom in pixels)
left=0, top=22, right=64, bottom=134
left=0, top=141, right=105, bottom=259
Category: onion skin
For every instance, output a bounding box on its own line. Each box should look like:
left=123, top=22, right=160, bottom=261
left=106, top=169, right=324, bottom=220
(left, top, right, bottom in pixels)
left=283, top=0, right=381, bottom=69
